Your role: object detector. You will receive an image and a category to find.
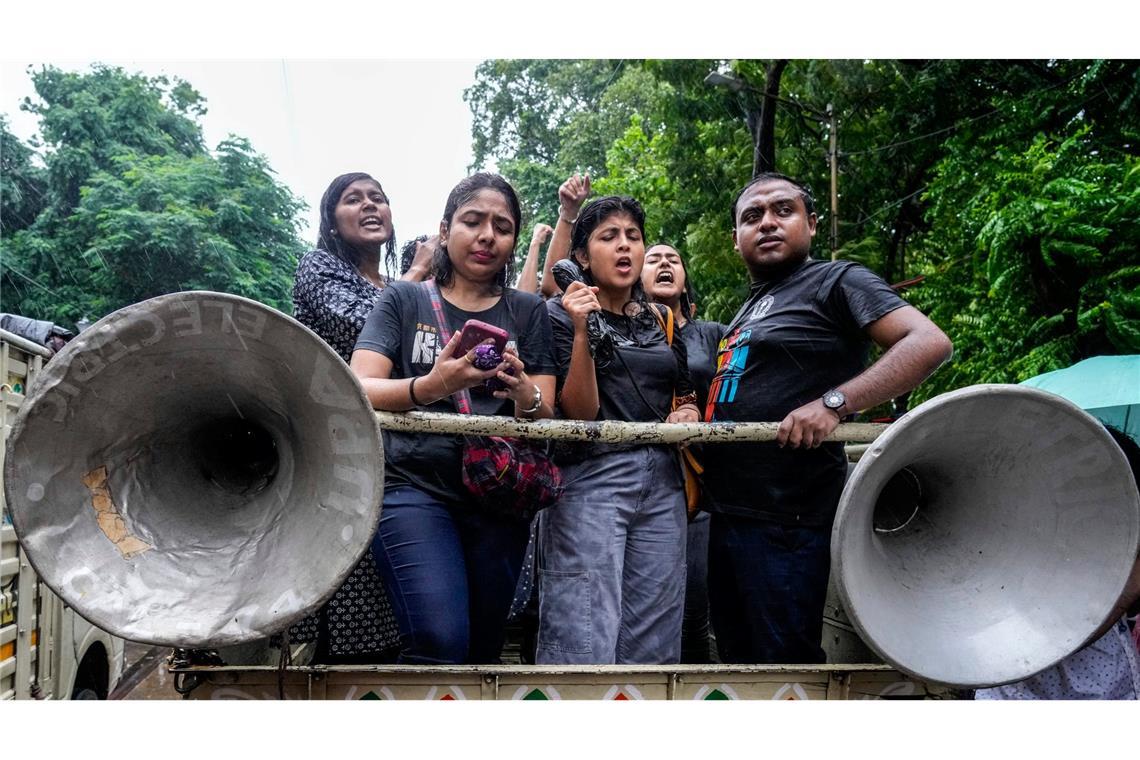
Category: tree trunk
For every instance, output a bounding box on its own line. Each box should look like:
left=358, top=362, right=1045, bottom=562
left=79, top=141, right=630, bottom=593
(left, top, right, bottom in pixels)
left=883, top=162, right=934, bottom=282
left=752, top=60, right=788, bottom=176
left=884, top=219, right=906, bottom=285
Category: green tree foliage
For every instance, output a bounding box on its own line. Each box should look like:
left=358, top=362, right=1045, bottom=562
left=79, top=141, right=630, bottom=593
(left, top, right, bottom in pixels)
left=0, top=115, right=46, bottom=235
left=1, top=65, right=305, bottom=328
left=465, top=60, right=672, bottom=238
left=909, top=61, right=1140, bottom=400
left=465, top=58, right=1140, bottom=401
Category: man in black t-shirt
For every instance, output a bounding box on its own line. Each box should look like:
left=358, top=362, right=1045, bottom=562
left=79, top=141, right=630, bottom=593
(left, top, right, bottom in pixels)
left=703, top=173, right=953, bottom=664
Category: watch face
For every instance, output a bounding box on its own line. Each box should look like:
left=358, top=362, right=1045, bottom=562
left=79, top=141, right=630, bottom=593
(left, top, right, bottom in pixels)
left=824, top=391, right=844, bottom=409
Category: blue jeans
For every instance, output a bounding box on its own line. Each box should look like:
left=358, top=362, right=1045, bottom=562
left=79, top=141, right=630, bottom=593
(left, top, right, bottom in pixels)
left=371, top=485, right=530, bottom=664
left=537, top=446, right=687, bottom=664
left=708, top=512, right=831, bottom=664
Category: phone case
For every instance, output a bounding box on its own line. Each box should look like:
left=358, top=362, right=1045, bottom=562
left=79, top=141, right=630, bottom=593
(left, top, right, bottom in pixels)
left=457, top=319, right=509, bottom=355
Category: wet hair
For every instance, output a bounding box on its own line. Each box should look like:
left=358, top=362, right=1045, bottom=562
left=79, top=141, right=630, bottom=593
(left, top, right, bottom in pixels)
left=570, top=196, right=651, bottom=318
left=730, top=171, right=816, bottom=227
left=1104, top=426, right=1140, bottom=487
left=646, top=242, right=697, bottom=320
left=433, top=173, right=522, bottom=290
left=316, top=172, right=398, bottom=277
left=400, top=234, right=430, bottom=275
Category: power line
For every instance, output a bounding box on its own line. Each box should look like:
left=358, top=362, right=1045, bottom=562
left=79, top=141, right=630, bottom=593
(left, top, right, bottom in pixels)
left=0, top=259, right=60, bottom=296
left=848, top=185, right=929, bottom=227
left=838, top=74, right=1108, bottom=229
left=598, top=60, right=626, bottom=95
left=841, top=72, right=1081, bottom=159
left=842, top=110, right=999, bottom=158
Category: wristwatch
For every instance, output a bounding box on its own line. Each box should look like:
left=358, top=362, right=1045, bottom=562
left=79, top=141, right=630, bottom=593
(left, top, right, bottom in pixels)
left=822, top=389, right=847, bottom=417
left=520, top=384, right=543, bottom=414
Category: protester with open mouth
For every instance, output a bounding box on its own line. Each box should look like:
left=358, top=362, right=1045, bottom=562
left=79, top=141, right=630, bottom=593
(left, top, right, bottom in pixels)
left=538, top=195, right=700, bottom=665
left=289, top=171, right=424, bottom=663
left=641, top=242, right=726, bottom=664
left=350, top=173, right=558, bottom=664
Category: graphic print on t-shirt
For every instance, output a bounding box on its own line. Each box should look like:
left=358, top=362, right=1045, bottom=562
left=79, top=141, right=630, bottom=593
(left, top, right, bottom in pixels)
left=704, top=327, right=751, bottom=420
left=751, top=294, right=775, bottom=321
left=411, top=322, right=441, bottom=366
left=409, top=322, right=520, bottom=371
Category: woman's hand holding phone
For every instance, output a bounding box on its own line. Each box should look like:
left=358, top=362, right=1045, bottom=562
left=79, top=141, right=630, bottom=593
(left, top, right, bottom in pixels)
left=456, top=319, right=508, bottom=357
left=424, top=332, right=505, bottom=400
left=489, top=348, right=536, bottom=408
left=457, top=319, right=514, bottom=394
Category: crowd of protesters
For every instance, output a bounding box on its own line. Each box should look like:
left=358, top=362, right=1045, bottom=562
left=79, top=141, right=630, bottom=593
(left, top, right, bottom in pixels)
left=289, top=167, right=1137, bottom=698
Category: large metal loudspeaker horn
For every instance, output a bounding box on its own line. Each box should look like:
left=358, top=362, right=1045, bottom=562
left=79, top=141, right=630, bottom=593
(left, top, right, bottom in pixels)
left=833, top=384, right=1140, bottom=688
left=3, top=292, right=383, bottom=648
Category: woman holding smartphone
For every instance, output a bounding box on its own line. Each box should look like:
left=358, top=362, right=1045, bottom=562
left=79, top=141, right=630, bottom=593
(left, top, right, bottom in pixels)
left=538, top=196, right=700, bottom=665
left=350, top=173, right=557, bottom=664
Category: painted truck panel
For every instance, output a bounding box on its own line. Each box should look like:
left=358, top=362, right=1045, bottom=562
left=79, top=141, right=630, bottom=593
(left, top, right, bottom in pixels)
left=1, top=329, right=125, bottom=700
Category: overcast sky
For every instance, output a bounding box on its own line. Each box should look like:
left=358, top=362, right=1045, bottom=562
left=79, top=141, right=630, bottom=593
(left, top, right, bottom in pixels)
left=0, top=7, right=1125, bottom=273
left=1, top=59, right=482, bottom=249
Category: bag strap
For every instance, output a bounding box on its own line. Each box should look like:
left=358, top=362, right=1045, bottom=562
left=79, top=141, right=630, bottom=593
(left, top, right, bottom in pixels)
left=650, top=305, right=704, bottom=475
left=649, top=302, right=674, bottom=346
left=422, top=279, right=473, bottom=415
left=651, top=304, right=695, bottom=416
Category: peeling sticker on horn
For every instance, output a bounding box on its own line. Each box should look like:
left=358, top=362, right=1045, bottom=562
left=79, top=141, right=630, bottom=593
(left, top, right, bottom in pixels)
left=82, top=466, right=153, bottom=558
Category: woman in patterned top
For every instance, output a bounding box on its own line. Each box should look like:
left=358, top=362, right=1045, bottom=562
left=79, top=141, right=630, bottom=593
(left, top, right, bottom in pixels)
left=294, top=173, right=433, bottom=360
left=290, top=172, right=428, bottom=662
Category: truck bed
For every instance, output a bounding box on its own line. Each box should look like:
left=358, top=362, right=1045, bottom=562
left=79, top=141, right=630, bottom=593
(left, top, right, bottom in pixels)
left=170, top=662, right=951, bottom=700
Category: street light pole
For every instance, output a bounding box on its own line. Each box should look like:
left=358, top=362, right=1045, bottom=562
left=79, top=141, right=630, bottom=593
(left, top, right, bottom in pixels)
left=827, top=103, right=838, bottom=259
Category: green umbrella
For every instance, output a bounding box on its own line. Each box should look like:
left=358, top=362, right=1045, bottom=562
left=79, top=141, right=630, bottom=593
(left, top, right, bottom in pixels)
left=1020, top=354, right=1140, bottom=440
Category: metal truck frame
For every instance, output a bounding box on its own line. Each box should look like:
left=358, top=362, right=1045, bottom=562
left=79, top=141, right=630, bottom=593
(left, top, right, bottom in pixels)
left=1, top=328, right=125, bottom=700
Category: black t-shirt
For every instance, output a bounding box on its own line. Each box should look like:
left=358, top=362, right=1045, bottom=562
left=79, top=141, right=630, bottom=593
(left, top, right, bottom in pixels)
left=547, top=298, right=693, bottom=460
left=354, top=280, right=557, bottom=505
left=678, top=318, right=725, bottom=487
left=678, top=318, right=726, bottom=408
left=702, top=258, right=907, bottom=526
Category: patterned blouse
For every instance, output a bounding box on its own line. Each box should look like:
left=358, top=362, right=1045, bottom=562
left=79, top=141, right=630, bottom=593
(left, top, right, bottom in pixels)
left=974, top=618, right=1140, bottom=699
left=294, top=248, right=390, bottom=362
left=289, top=248, right=400, bottom=655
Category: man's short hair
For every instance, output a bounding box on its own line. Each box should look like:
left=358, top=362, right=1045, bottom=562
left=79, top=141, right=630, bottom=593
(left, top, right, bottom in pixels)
left=730, top=172, right=816, bottom=227
left=1104, top=426, right=1140, bottom=487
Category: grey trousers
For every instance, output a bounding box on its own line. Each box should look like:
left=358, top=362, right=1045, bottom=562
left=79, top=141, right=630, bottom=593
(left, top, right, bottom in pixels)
left=536, top=446, right=687, bottom=664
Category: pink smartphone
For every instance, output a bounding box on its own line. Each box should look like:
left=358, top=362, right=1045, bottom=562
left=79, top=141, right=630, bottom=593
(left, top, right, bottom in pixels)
left=456, top=319, right=508, bottom=356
